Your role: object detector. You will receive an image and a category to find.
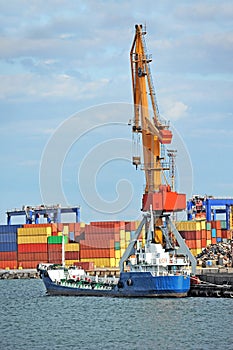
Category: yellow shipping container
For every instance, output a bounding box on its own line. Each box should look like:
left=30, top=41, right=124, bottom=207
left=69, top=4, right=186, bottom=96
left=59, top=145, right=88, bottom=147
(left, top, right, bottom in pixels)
left=80, top=222, right=86, bottom=228
left=206, top=240, right=212, bottom=246
left=190, top=248, right=198, bottom=256
left=120, top=248, right=125, bottom=257
left=200, top=220, right=206, bottom=230
left=125, top=231, right=131, bottom=241
left=17, top=227, right=52, bottom=237
left=120, top=240, right=126, bottom=249
left=80, top=258, right=111, bottom=268
left=65, top=260, right=80, bottom=266
left=120, top=229, right=125, bottom=240
left=115, top=250, right=121, bottom=260
left=109, top=258, right=116, bottom=267
left=65, top=243, right=80, bottom=252
left=18, top=235, right=48, bottom=244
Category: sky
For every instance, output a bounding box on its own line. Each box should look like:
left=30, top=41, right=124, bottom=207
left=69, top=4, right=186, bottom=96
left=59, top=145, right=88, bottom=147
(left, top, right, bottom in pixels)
left=0, top=0, right=232, bottom=225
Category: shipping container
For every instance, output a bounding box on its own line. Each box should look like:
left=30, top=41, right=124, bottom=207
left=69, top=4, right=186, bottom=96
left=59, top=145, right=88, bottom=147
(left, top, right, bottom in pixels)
left=0, top=232, right=17, bottom=243
left=18, top=243, right=48, bottom=253
left=47, top=236, right=68, bottom=244
left=0, top=242, right=17, bottom=252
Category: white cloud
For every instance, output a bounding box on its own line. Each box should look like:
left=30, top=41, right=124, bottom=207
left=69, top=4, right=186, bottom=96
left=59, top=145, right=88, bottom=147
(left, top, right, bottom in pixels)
left=162, top=101, right=188, bottom=121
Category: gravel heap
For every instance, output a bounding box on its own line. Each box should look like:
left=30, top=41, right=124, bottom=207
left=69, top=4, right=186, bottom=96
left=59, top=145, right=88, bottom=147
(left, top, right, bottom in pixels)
left=196, top=241, right=233, bottom=267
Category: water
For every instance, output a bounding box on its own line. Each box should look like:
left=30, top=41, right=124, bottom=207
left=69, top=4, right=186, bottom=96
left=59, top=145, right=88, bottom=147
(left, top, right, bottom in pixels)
left=0, top=279, right=232, bottom=350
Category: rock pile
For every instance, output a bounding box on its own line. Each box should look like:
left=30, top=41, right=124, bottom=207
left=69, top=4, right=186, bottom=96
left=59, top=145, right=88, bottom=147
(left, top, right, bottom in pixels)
left=196, top=241, right=233, bottom=268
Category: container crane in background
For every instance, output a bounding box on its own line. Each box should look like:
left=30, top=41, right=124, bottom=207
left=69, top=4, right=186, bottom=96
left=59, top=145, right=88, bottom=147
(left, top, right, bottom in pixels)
left=121, top=24, right=196, bottom=274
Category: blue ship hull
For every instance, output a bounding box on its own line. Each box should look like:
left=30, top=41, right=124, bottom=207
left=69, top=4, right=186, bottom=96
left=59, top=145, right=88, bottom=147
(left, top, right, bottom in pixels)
left=41, top=271, right=190, bottom=298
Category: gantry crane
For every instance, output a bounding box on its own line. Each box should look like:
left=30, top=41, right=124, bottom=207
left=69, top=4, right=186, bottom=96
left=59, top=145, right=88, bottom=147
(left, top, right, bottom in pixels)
left=120, top=24, right=196, bottom=274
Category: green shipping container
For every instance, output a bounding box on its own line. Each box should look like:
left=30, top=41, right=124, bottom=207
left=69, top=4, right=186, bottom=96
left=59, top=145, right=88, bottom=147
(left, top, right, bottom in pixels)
left=48, top=236, right=69, bottom=244
left=220, top=221, right=227, bottom=229
left=206, top=222, right=211, bottom=230
left=114, top=242, right=120, bottom=250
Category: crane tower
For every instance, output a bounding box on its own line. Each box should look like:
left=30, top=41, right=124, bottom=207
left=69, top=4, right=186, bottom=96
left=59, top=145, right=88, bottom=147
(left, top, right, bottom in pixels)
left=130, top=24, right=186, bottom=213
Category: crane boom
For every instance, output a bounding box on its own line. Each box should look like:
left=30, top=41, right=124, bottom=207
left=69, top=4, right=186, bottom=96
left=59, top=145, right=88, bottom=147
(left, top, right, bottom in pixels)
left=130, top=25, right=186, bottom=213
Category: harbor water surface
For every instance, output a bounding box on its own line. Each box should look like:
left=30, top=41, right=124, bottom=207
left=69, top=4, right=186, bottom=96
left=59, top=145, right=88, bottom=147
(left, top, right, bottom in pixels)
left=0, top=279, right=232, bottom=350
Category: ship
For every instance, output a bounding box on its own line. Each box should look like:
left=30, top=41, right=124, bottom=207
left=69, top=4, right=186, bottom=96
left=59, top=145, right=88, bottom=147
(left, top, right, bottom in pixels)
left=39, top=208, right=194, bottom=297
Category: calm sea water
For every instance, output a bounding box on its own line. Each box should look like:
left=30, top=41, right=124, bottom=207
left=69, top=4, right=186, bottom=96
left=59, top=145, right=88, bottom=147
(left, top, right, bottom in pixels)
left=0, top=279, right=232, bottom=350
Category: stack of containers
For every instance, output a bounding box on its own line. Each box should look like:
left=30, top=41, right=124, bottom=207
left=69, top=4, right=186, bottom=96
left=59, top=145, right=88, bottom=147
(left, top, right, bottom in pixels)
left=0, top=225, right=21, bottom=269
left=79, top=221, right=122, bottom=268
left=176, top=220, right=232, bottom=257
left=17, top=224, right=52, bottom=268
left=47, top=224, right=80, bottom=265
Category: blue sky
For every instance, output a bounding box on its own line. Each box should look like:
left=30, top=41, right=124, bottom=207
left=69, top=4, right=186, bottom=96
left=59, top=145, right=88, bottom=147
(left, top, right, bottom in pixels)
left=0, top=0, right=232, bottom=224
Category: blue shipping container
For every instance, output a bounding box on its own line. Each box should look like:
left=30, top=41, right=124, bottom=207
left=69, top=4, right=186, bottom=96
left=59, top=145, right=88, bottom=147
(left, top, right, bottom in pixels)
left=0, top=242, right=17, bottom=252
left=211, top=228, right=216, bottom=238
left=0, top=225, right=22, bottom=233
left=0, top=232, right=17, bottom=243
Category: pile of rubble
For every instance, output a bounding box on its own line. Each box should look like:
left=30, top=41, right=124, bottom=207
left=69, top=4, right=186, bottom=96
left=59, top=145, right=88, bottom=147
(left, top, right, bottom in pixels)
left=196, top=241, right=233, bottom=268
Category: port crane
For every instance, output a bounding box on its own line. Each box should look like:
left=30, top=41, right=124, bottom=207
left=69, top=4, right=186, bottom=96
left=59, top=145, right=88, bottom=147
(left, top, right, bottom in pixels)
left=120, top=24, right=196, bottom=274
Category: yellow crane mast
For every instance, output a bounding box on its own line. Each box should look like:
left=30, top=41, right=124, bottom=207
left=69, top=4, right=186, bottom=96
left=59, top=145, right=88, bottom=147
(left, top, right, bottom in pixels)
left=130, top=24, right=186, bottom=213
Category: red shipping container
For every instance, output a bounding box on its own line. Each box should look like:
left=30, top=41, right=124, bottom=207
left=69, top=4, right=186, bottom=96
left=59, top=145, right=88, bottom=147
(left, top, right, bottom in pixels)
left=201, top=239, right=207, bottom=248
left=0, top=260, right=17, bottom=269
left=211, top=237, right=217, bottom=244
left=0, top=251, right=17, bottom=261
left=201, top=230, right=207, bottom=239
left=65, top=251, right=80, bottom=260
left=23, top=223, right=52, bottom=228
left=73, top=261, right=94, bottom=270
left=57, top=223, right=64, bottom=232
left=125, top=221, right=136, bottom=231
left=48, top=251, right=62, bottom=262
left=216, top=229, right=222, bottom=238
left=195, top=231, right=201, bottom=240
left=80, top=239, right=115, bottom=250
left=68, top=223, right=75, bottom=232
left=18, top=261, right=42, bottom=269
left=18, top=243, right=48, bottom=253
left=80, top=248, right=115, bottom=259
left=18, top=252, right=48, bottom=262
left=48, top=244, right=62, bottom=252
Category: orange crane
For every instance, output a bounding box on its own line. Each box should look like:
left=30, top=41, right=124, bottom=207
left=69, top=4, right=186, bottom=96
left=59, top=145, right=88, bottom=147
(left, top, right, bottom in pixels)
left=130, top=24, right=186, bottom=213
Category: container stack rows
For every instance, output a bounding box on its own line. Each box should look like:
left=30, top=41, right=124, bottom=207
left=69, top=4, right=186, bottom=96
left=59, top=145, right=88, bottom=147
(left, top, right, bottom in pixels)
left=0, top=220, right=232, bottom=270
left=176, top=220, right=232, bottom=257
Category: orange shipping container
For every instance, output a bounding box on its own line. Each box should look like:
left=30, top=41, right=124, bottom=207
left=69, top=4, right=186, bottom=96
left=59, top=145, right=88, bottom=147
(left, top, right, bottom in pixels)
left=206, top=231, right=211, bottom=240
left=80, top=248, right=115, bottom=259
left=186, top=240, right=196, bottom=249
